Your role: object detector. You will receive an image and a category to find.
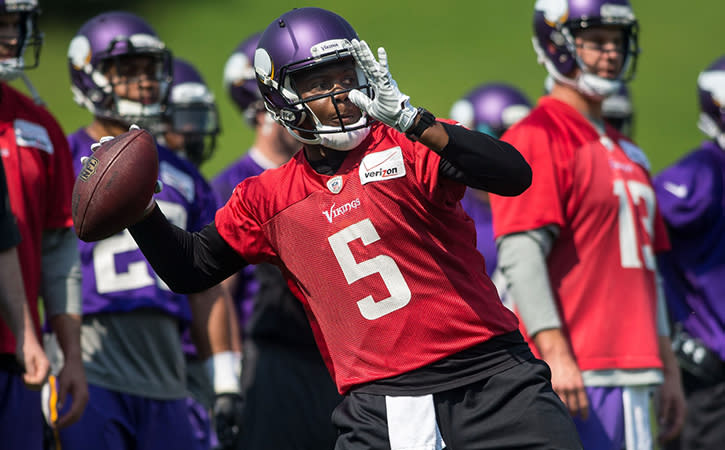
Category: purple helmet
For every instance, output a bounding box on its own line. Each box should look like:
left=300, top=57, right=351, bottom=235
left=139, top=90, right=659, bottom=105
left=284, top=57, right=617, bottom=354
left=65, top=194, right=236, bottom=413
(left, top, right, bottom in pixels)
left=602, top=83, right=634, bottom=137
left=67, top=11, right=172, bottom=126
left=164, top=58, right=219, bottom=166
left=223, top=32, right=263, bottom=126
left=697, top=56, right=725, bottom=148
left=449, top=83, right=532, bottom=138
left=254, top=7, right=371, bottom=149
left=0, top=0, right=42, bottom=80
left=533, top=0, right=639, bottom=98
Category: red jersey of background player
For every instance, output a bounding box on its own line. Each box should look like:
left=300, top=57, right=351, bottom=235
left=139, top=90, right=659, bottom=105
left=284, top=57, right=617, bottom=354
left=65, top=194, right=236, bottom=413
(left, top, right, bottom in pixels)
left=216, top=120, right=519, bottom=393
left=490, top=96, right=668, bottom=372
left=0, top=83, right=75, bottom=354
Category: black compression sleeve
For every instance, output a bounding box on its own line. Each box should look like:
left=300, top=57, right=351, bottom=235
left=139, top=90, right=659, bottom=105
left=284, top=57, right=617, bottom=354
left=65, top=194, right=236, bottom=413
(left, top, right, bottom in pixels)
left=437, top=122, right=532, bottom=196
left=128, top=204, right=247, bottom=293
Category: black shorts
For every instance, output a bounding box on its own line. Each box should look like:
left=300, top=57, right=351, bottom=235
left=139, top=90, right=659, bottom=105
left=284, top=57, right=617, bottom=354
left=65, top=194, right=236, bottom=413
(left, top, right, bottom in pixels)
left=239, top=339, right=342, bottom=450
left=332, top=358, right=582, bottom=450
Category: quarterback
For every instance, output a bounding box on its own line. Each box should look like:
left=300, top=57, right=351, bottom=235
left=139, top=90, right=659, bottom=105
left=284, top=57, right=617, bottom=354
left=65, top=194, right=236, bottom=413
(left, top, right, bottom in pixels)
left=123, top=7, right=581, bottom=449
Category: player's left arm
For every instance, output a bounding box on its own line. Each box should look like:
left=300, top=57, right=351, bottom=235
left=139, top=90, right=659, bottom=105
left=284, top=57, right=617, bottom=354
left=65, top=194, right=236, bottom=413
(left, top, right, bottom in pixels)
left=347, top=39, right=531, bottom=196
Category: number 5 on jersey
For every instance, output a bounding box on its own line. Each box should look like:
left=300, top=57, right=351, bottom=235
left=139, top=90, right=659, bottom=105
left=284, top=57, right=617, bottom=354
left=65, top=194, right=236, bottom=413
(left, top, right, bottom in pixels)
left=328, top=219, right=412, bottom=320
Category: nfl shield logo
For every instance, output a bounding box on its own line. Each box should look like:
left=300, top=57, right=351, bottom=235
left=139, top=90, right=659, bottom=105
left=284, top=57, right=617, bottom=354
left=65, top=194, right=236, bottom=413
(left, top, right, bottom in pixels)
left=327, top=175, right=343, bottom=194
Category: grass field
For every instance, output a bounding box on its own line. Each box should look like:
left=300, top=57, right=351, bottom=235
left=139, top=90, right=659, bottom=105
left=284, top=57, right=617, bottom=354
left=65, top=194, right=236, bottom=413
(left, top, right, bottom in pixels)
left=13, top=0, right=725, bottom=178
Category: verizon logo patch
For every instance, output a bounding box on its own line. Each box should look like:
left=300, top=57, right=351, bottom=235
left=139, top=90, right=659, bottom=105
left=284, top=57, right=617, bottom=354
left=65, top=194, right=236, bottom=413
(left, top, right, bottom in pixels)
left=359, top=147, right=406, bottom=185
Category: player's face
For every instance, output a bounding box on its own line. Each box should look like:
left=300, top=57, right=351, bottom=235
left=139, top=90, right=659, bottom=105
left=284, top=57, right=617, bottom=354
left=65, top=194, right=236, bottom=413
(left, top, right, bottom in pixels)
left=0, top=13, right=21, bottom=59
left=293, top=59, right=362, bottom=128
left=104, top=54, right=162, bottom=105
left=574, top=26, right=626, bottom=80
left=163, top=129, right=185, bottom=152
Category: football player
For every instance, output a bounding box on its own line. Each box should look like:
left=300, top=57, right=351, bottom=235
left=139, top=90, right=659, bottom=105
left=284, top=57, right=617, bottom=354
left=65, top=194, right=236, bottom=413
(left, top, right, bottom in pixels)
left=212, top=31, right=341, bottom=450
left=0, top=1, right=88, bottom=447
left=119, top=7, right=583, bottom=449
left=489, top=0, right=686, bottom=448
left=158, top=56, right=243, bottom=450
left=449, top=82, right=532, bottom=304
left=58, top=12, right=236, bottom=450
left=654, top=55, right=725, bottom=450
left=0, top=157, right=50, bottom=389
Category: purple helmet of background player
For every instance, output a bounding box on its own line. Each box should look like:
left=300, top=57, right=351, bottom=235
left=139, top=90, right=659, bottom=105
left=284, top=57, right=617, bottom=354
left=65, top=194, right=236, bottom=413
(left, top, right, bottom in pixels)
left=223, top=31, right=263, bottom=126
left=254, top=7, right=372, bottom=150
left=602, top=83, right=634, bottom=137
left=533, top=0, right=639, bottom=98
left=0, top=0, right=42, bottom=81
left=697, top=56, right=725, bottom=149
left=164, top=58, right=220, bottom=166
left=449, top=83, right=532, bottom=138
left=67, top=11, right=172, bottom=126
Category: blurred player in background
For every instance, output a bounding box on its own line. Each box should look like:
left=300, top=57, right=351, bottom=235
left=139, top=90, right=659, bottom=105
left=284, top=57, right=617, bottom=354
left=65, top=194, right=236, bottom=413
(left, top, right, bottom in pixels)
left=159, top=56, right=243, bottom=450
left=654, top=55, right=725, bottom=450
left=449, top=82, right=532, bottom=303
left=124, top=7, right=582, bottom=449
left=490, top=0, right=686, bottom=448
left=212, top=31, right=341, bottom=450
left=57, top=12, right=236, bottom=450
left=0, top=157, right=50, bottom=389
left=0, top=1, right=88, bottom=447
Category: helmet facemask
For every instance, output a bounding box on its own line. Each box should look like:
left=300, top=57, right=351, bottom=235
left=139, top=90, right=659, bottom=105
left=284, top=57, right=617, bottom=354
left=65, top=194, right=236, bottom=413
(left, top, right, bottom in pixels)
left=0, top=3, right=42, bottom=81
left=164, top=101, right=220, bottom=165
left=257, top=42, right=373, bottom=150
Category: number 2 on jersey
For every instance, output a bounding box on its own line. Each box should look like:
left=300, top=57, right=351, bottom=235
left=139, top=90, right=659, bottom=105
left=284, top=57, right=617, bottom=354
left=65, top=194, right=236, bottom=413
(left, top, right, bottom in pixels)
left=328, top=219, right=412, bottom=320
left=613, top=179, right=656, bottom=270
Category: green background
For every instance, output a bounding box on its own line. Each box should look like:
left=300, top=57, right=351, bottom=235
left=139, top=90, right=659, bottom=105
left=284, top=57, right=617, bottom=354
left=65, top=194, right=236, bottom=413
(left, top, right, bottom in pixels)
left=15, top=1, right=725, bottom=178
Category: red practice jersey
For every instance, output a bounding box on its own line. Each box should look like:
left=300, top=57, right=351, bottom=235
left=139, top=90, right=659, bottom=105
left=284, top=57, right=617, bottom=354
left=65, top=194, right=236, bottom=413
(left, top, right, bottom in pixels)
left=216, top=121, right=519, bottom=393
left=490, top=96, right=668, bottom=372
left=0, top=83, right=75, bottom=354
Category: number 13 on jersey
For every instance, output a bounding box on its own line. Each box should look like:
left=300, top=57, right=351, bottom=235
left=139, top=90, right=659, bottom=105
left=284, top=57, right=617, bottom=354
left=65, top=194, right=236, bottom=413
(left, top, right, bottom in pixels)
left=614, top=179, right=656, bottom=271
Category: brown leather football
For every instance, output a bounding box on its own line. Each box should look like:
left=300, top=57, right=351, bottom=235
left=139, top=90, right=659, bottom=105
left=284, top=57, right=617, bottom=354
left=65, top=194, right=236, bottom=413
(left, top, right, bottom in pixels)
left=72, top=128, right=159, bottom=242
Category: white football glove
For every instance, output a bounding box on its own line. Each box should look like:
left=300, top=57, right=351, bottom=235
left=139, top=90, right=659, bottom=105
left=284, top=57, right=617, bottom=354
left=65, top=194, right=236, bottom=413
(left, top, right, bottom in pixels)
left=348, top=39, right=418, bottom=133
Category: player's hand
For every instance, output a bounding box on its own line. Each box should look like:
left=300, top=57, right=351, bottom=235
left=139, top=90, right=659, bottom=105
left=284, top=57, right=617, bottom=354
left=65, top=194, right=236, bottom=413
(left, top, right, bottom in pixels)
left=546, top=350, right=589, bottom=419
left=54, top=356, right=89, bottom=429
left=213, top=392, right=244, bottom=450
left=348, top=39, right=418, bottom=133
left=656, top=363, right=686, bottom=443
left=82, top=125, right=162, bottom=218
left=16, top=328, right=50, bottom=390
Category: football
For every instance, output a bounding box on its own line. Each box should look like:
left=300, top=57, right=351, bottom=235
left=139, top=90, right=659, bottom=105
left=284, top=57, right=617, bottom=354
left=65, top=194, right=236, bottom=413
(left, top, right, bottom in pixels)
left=72, top=128, right=159, bottom=242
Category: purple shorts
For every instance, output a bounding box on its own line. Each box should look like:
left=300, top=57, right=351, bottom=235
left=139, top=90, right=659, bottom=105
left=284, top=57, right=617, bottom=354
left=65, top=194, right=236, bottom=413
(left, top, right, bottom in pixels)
left=58, top=384, right=205, bottom=450
left=573, top=385, right=657, bottom=450
left=0, top=369, right=43, bottom=450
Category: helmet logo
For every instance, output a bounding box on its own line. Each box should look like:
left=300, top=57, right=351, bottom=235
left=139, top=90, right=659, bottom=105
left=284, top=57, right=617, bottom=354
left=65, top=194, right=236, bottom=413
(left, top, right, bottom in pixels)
left=310, top=39, right=350, bottom=57
left=223, top=52, right=255, bottom=88
left=170, top=82, right=213, bottom=104
left=68, top=35, right=92, bottom=70
left=535, top=0, right=569, bottom=26
left=254, top=48, right=274, bottom=85
left=128, top=33, right=165, bottom=50
left=327, top=175, right=344, bottom=194
left=698, top=71, right=725, bottom=107
left=600, top=4, right=635, bottom=21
